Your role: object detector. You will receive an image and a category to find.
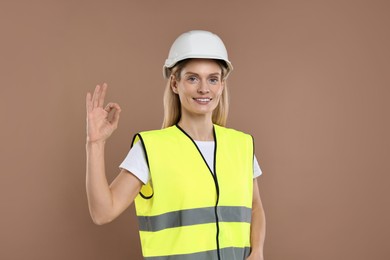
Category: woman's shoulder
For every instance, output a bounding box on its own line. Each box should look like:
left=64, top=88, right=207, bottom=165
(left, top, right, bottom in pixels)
left=137, top=125, right=178, bottom=138
left=214, top=124, right=252, bottom=138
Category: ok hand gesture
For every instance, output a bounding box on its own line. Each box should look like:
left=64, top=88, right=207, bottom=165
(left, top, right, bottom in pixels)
left=86, top=83, right=121, bottom=143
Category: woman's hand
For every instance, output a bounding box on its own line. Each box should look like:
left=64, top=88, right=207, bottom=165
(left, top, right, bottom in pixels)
left=86, top=83, right=121, bottom=143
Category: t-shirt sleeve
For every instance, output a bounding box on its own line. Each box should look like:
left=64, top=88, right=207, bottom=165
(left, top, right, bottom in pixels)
left=119, top=141, right=150, bottom=184
left=253, top=154, right=262, bottom=178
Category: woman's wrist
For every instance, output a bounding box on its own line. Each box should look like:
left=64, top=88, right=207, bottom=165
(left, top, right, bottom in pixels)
left=86, top=138, right=106, bottom=147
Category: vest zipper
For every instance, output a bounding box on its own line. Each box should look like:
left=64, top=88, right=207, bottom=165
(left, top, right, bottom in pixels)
left=175, top=124, right=221, bottom=260
left=212, top=127, right=221, bottom=260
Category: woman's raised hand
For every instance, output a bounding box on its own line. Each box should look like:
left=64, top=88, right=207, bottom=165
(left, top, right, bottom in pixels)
left=86, top=83, right=121, bottom=143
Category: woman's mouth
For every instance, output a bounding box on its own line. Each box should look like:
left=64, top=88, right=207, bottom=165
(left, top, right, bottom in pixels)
left=193, top=97, right=212, bottom=104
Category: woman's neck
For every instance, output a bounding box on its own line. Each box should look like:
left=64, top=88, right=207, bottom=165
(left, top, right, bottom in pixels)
left=178, top=116, right=214, bottom=141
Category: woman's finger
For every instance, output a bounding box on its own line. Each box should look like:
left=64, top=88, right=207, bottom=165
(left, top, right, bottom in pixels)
left=111, top=105, right=121, bottom=128
left=98, top=83, right=108, bottom=108
left=92, top=84, right=101, bottom=108
left=104, top=103, right=119, bottom=113
left=104, top=102, right=112, bottom=112
left=105, top=103, right=121, bottom=126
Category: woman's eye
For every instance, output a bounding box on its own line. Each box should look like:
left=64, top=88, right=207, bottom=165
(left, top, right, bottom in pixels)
left=187, top=76, right=198, bottom=83
left=209, top=78, right=219, bottom=84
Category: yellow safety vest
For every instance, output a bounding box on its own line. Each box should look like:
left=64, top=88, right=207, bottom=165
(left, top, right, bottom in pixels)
left=132, top=124, right=254, bottom=260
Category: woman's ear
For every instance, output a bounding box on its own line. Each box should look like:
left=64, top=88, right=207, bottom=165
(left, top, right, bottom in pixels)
left=171, top=75, right=179, bottom=94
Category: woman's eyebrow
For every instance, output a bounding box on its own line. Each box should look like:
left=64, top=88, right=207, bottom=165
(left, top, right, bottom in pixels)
left=183, top=71, right=221, bottom=76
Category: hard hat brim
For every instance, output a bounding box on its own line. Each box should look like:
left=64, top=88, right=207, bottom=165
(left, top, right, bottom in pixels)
left=163, top=56, right=233, bottom=79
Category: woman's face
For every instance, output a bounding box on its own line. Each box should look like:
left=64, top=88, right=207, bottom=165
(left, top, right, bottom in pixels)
left=171, top=59, right=224, bottom=120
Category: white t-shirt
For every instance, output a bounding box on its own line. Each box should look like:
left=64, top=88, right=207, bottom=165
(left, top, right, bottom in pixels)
left=120, top=141, right=262, bottom=184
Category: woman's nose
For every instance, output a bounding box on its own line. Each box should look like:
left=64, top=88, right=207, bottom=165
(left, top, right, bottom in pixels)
left=197, top=81, right=210, bottom=94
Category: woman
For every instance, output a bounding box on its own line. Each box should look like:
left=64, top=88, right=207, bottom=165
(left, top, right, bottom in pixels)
left=86, top=30, right=266, bottom=260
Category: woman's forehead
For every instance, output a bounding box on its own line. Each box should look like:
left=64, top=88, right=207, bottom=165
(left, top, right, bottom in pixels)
left=181, top=59, right=222, bottom=75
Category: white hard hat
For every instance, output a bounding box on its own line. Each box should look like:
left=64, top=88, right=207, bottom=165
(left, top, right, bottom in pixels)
left=163, top=30, right=233, bottom=79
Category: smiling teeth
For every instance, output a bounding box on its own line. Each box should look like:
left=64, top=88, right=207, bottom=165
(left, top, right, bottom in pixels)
left=195, top=98, right=211, bottom=102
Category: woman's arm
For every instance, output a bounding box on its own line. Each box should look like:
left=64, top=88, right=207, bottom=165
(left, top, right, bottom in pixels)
left=247, top=179, right=266, bottom=260
left=86, top=144, right=142, bottom=225
left=86, top=84, right=142, bottom=225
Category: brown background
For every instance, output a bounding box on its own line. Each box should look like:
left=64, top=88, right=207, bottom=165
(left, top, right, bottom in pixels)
left=1, top=0, right=389, bottom=259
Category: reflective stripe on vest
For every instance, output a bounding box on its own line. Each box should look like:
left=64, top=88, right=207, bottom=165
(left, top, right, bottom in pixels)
left=138, top=206, right=251, bottom=231
left=144, top=247, right=251, bottom=260
left=132, top=125, right=254, bottom=259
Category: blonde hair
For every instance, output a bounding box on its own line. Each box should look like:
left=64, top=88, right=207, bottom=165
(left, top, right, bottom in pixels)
left=162, top=59, right=229, bottom=128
